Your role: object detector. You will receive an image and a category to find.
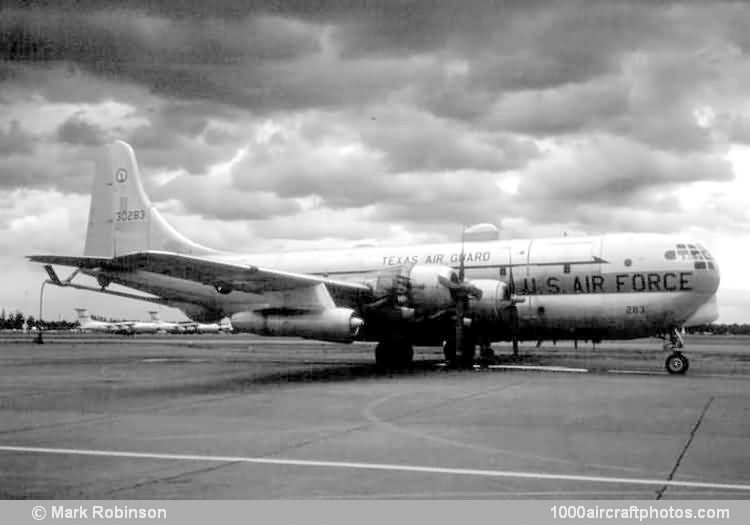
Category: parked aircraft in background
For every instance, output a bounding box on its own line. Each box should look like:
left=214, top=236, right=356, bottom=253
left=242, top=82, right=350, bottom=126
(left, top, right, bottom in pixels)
left=74, top=308, right=156, bottom=335
left=179, top=318, right=232, bottom=334
left=75, top=308, right=121, bottom=334
left=148, top=311, right=184, bottom=333
left=34, top=141, right=720, bottom=374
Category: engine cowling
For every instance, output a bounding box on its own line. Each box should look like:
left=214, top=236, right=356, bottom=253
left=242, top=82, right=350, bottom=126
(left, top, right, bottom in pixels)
left=467, top=279, right=511, bottom=320
left=365, top=264, right=458, bottom=316
left=230, top=307, right=363, bottom=343
left=406, top=264, right=458, bottom=315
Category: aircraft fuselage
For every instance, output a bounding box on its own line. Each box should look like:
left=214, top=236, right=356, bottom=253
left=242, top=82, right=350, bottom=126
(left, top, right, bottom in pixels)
left=86, top=232, right=720, bottom=344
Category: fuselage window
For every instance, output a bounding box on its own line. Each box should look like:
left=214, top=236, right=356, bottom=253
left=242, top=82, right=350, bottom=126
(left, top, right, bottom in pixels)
left=624, top=258, right=632, bottom=267
left=664, top=250, right=676, bottom=260
left=563, top=263, right=571, bottom=274
left=499, top=266, right=507, bottom=276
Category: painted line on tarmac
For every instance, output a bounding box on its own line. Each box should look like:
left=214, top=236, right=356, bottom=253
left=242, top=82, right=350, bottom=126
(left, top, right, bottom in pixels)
left=2, top=445, right=749, bottom=492
left=608, top=369, right=668, bottom=376
left=487, top=365, right=589, bottom=373
left=141, top=358, right=211, bottom=363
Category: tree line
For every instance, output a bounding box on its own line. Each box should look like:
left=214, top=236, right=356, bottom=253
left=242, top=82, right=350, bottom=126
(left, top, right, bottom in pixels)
left=0, top=309, right=78, bottom=331
left=0, top=309, right=153, bottom=331
left=684, top=323, right=750, bottom=335
left=3, top=307, right=750, bottom=334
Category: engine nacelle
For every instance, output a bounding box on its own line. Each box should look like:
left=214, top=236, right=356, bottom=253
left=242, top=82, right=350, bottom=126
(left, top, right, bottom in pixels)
left=230, top=307, right=363, bottom=343
left=406, top=264, right=458, bottom=315
left=364, top=264, right=461, bottom=315
left=468, top=279, right=511, bottom=320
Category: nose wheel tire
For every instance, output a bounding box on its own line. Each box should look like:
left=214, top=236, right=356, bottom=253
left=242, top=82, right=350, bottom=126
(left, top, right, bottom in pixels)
left=665, top=352, right=689, bottom=375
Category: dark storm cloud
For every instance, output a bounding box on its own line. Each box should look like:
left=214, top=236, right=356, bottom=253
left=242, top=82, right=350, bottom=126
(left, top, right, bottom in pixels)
left=0, top=1, right=656, bottom=114
left=230, top=138, right=384, bottom=208
left=151, top=176, right=301, bottom=221
left=368, top=173, right=513, bottom=227
left=226, top=108, right=536, bottom=216
left=0, top=5, right=323, bottom=107
left=486, top=78, right=630, bottom=136
left=355, top=108, right=539, bottom=172
left=0, top=120, right=34, bottom=155
left=0, top=148, right=94, bottom=193
left=57, top=113, right=107, bottom=146
left=514, top=136, right=734, bottom=226
left=2, top=0, right=749, bottom=244
left=120, top=101, right=248, bottom=174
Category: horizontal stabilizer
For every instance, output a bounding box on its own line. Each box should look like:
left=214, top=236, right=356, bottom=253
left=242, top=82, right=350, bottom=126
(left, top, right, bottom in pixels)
left=29, top=255, right=114, bottom=269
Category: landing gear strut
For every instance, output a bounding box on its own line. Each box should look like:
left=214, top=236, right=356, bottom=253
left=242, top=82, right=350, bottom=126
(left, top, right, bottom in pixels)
left=375, top=337, right=414, bottom=370
left=442, top=333, right=476, bottom=369
left=662, top=328, right=688, bottom=375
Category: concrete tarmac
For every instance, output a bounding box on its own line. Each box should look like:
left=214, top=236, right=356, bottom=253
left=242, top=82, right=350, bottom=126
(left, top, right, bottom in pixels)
left=0, top=334, right=749, bottom=499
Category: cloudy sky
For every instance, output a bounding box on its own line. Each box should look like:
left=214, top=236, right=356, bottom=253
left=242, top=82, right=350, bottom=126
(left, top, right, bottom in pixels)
left=1, top=0, right=750, bottom=323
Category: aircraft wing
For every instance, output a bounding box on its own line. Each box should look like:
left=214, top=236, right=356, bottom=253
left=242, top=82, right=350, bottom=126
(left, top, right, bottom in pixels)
left=28, top=251, right=372, bottom=298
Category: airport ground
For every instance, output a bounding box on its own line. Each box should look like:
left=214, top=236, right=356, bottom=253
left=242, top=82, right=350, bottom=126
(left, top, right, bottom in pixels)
left=0, top=333, right=748, bottom=499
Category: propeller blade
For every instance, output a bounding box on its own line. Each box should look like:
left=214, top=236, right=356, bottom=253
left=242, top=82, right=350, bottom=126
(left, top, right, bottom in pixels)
left=438, top=275, right=483, bottom=300
left=465, top=282, right=483, bottom=299
left=458, top=228, right=466, bottom=282
left=438, top=274, right=460, bottom=290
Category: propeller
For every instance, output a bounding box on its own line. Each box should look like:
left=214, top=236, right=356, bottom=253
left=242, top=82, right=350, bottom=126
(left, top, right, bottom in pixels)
left=437, top=229, right=482, bottom=366
left=505, top=251, right=523, bottom=357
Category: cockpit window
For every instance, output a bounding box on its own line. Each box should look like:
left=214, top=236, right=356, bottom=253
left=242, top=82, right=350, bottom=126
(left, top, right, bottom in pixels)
left=672, top=243, right=714, bottom=263
left=694, top=261, right=707, bottom=270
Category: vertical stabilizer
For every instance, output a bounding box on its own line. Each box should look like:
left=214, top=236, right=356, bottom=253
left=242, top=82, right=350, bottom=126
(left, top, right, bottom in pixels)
left=83, top=141, right=217, bottom=258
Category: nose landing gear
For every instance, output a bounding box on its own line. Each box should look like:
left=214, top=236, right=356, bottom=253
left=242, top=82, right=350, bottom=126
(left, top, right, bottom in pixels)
left=665, top=352, right=689, bottom=374
left=662, top=327, right=688, bottom=375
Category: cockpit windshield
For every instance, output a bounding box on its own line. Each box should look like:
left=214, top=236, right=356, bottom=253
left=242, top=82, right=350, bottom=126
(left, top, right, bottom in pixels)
left=665, top=243, right=716, bottom=270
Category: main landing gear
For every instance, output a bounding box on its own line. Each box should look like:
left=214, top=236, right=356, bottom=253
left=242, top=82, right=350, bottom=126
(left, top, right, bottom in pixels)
left=442, top=333, right=476, bottom=369
left=662, top=328, right=688, bottom=375
left=375, top=337, right=414, bottom=370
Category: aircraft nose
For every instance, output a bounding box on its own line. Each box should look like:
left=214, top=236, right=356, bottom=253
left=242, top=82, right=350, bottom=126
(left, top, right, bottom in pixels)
left=711, top=260, right=721, bottom=293
left=689, top=246, right=720, bottom=294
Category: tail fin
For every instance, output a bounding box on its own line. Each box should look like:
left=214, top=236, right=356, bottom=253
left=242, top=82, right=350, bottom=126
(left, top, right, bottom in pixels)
left=74, top=308, right=90, bottom=320
left=84, top=140, right=217, bottom=258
